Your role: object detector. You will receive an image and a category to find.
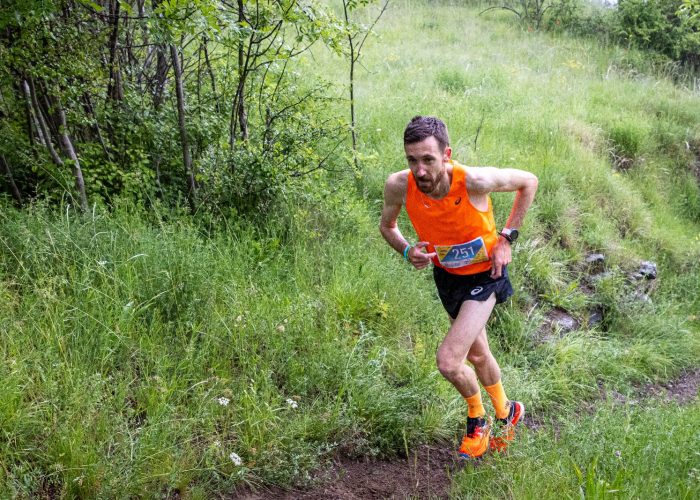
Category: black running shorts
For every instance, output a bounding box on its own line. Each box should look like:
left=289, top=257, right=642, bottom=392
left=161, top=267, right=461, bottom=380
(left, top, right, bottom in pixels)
left=433, top=265, right=514, bottom=319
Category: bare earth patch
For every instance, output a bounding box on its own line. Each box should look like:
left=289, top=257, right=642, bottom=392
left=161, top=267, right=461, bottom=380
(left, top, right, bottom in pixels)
left=234, top=371, right=699, bottom=499
left=639, top=368, right=700, bottom=404
left=235, top=444, right=457, bottom=499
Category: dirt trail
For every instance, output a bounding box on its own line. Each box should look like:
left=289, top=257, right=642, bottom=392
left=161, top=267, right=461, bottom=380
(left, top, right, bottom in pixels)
left=235, top=370, right=699, bottom=499
left=237, top=444, right=457, bottom=499
left=639, top=368, right=700, bottom=404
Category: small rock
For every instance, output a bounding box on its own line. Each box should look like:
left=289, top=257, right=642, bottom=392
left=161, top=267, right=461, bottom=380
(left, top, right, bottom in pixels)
left=546, top=309, right=579, bottom=332
left=588, top=309, right=603, bottom=326
left=585, top=253, right=605, bottom=264
left=591, top=271, right=614, bottom=283
left=557, top=315, right=578, bottom=331
left=631, top=291, right=652, bottom=305
left=638, top=261, right=657, bottom=279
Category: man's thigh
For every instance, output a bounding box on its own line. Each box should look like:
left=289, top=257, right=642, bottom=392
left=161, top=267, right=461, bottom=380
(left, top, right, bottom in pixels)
left=439, top=294, right=496, bottom=361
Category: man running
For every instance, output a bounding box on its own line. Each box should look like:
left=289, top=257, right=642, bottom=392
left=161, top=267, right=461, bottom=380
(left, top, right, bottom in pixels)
left=379, top=116, right=538, bottom=458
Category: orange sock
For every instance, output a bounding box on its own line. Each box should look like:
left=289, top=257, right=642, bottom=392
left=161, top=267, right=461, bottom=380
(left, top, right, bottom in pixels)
left=464, top=392, right=485, bottom=419
left=484, top=381, right=509, bottom=419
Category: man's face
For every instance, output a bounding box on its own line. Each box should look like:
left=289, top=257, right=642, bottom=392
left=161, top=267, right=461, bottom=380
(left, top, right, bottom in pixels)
left=404, top=136, right=452, bottom=194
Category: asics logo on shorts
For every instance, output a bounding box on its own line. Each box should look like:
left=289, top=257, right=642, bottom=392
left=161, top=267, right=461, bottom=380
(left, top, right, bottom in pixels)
left=470, top=286, right=484, bottom=296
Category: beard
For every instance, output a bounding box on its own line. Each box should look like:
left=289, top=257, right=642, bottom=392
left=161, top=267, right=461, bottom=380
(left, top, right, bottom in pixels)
left=416, top=176, right=436, bottom=194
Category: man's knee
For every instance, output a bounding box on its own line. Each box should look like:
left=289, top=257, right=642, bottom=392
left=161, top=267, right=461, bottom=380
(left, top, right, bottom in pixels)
left=436, top=353, right=462, bottom=380
left=467, top=349, right=491, bottom=368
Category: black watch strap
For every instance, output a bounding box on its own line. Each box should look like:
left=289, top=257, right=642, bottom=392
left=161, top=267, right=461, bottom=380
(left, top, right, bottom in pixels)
left=500, top=228, right=519, bottom=243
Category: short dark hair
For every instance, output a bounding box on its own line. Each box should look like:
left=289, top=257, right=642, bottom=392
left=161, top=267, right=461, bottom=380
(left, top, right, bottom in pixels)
left=403, top=116, right=450, bottom=150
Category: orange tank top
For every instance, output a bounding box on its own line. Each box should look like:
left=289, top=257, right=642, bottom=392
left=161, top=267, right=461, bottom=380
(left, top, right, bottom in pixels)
left=405, top=161, right=498, bottom=275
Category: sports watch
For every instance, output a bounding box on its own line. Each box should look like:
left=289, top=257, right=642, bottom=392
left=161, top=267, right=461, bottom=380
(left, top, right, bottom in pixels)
left=499, top=228, right=519, bottom=244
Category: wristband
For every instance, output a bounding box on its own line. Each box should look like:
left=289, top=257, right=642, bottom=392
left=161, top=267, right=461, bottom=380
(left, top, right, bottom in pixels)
left=402, top=244, right=411, bottom=261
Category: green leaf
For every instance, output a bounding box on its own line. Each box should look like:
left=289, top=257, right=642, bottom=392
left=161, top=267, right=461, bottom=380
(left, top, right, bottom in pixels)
left=79, top=0, right=104, bottom=12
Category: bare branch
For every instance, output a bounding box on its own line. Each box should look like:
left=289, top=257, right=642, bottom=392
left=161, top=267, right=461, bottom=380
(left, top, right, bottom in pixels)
left=355, top=0, right=389, bottom=63
left=479, top=6, right=523, bottom=18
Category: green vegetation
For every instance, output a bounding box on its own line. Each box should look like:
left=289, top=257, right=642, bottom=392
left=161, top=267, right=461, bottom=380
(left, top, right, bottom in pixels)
left=547, top=0, right=700, bottom=69
left=453, top=400, right=700, bottom=498
left=1, top=1, right=699, bottom=498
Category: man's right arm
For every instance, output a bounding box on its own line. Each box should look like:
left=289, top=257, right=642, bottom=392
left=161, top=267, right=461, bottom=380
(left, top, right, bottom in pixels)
left=379, top=171, right=410, bottom=255
left=379, top=171, right=436, bottom=270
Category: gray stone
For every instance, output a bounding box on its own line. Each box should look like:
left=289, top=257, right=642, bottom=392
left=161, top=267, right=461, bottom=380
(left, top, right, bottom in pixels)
left=585, top=253, right=605, bottom=264
left=638, top=261, right=657, bottom=279
left=591, top=271, right=614, bottom=283
left=631, top=291, right=652, bottom=305
left=588, top=310, right=604, bottom=326
left=548, top=309, right=578, bottom=332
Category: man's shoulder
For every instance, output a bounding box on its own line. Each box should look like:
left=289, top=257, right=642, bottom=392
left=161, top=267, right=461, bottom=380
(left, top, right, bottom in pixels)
left=464, top=165, right=500, bottom=194
left=385, top=169, right=410, bottom=191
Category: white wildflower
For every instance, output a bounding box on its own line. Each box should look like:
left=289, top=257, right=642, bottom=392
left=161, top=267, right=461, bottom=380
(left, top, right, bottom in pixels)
left=217, top=397, right=230, bottom=406
left=286, top=398, right=298, bottom=409
left=214, top=440, right=221, bottom=447
left=276, top=324, right=285, bottom=333
left=229, top=452, right=243, bottom=466
left=97, top=260, right=107, bottom=266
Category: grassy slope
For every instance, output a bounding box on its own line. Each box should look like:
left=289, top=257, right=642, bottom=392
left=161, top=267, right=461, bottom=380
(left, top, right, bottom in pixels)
left=1, top=1, right=699, bottom=498
left=344, top=2, right=700, bottom=497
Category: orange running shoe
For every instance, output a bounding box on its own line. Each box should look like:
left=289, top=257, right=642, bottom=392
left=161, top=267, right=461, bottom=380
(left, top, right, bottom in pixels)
left=458, top=416, right=491, bottom=459
left=490, top=401, right=525, bottom=452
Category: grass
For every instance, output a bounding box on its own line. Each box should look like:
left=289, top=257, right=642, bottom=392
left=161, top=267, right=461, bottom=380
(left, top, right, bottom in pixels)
left=1, top=0, right=700, bottom=497
left=452, top=400, right=700, bottom=498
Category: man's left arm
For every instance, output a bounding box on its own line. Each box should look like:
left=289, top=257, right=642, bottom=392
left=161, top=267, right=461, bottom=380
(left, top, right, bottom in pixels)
left=470, top=167, right=539, bottom=278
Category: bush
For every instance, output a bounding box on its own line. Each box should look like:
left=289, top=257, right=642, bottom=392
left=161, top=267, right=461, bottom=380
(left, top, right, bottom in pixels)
left=548, top=0, right=700, bottom=68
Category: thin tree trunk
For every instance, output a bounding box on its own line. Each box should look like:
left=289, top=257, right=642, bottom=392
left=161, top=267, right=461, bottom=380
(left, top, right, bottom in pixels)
left=82, top=92, right=112, bottom=159
left=148, top=0, right=168, bottom=201
left=342, top=1, right=359, bottom=171
left=348, top=54, right=357, bottom=170
left=202, top=38, right=220, bottom=113
left=107, top=0, right=124, bottom=101
left=152, top=48, right=169, bottom=109
left=170, top=44, right=196, bottom=212
left=39, top=87, right=60, bottom=139
left=230, top=0, right=249, bottom=146
left=56, top=102, right=88, bottom=212
left=21, top=82, right=35, bottom=148
left=22, top=81, right=43, bottom=147
left=0, top=155, right=23, bottom=206
left=23, top=79, right=63, bottom=167
left=196, top=41, right=203, bottom=121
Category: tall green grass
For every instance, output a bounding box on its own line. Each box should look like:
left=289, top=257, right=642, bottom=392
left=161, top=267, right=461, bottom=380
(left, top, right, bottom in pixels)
left=452, top=400, right=700, bottom=498
left=1, top=0, right=700, bottom=496
left=0, top=197, right=461, bottom=496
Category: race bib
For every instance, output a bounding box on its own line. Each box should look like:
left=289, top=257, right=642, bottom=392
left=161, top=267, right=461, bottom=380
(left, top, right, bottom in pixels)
left=434, top=237, right=489, bottom=268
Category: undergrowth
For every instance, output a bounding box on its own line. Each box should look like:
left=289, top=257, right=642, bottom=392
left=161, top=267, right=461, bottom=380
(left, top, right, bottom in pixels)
left=1, top=0, right=699, bottom=497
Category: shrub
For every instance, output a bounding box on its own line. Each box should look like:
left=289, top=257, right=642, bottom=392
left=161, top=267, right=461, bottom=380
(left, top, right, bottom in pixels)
left=548, top=0, right=700, bottom=69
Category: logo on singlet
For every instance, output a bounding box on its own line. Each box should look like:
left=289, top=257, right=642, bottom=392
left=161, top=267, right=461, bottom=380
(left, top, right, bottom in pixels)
left=455, top=197, right=462, bottom=205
